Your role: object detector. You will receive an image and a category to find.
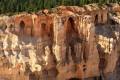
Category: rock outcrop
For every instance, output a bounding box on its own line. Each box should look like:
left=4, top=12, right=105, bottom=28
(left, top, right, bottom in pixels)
left=0, top=3, right=120, bottom=80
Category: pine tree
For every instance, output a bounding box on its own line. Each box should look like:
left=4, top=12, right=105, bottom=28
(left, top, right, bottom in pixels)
left=0, top=0, right=118, bottom=14
left=98, top=0, right=102, bottom=4
left=80, top=0, right=84, bottom=6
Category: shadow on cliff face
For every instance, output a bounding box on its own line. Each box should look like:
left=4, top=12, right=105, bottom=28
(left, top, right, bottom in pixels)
left=95, top=24, right=117, bottom=39
left=64, top=17, right=84, bottom=65
left=68, top=78, right=81, bottom=80
left=95, top=22, right=120, bottom=75
left=29, top=68, right=59, bottom=80
left=29, top=73, right=39, bottom=80
left=104, top=51, right=120, bottom=80
left=97, top=44, right=108, bottom=73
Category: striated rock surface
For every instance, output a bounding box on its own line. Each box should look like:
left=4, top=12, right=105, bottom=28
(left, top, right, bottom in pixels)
left=0, top=3, right=120, bottom=80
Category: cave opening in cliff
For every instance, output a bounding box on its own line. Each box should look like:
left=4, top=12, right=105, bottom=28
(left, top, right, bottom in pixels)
left=3, top=25, right=7, bottom=30
left=83, top=65, right=87, bottom=72
left=49, top=23, right=54, bottom=44
left=101, top=14, right=103, bottom=23
left=1, top=22, right=7, bottom=31
left=95, top=14, right=98, bottom=24
left=83, top=67, right=86, bottom=72
left=41, top=23, right=46, bottom=30
left=66, top=17, right=78, bottom=45
left=49, top=23, right=54, bottom=36
left=65, top=17, right=78, bottom=63
left=69, top=78, right=80, bottom=80
left=110, top=19, right=116, bottom=25
left=10, top=24, right=13, bottom=29
left=9, top=24, right=14, bottom=31
left=20, top=21, right=25, bottom=30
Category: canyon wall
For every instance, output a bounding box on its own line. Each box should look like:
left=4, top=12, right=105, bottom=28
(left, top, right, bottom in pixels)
left=0, top=3, right=120, bottom=80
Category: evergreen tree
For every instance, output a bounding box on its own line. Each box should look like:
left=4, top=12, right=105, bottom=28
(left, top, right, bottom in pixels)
left=80, top=0, right=84, bottom=6
left=0, top=0, right=118, bottom=15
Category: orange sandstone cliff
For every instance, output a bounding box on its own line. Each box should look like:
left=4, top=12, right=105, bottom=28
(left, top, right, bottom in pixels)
left=0, top=3, right=120, bottom=80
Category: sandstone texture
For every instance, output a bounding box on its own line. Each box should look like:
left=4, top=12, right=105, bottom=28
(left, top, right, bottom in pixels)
left=0, top=3, right=120, bottom=80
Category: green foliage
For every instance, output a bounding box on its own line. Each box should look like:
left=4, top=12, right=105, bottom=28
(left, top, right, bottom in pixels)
left=0, top=0, right=119, bottom=15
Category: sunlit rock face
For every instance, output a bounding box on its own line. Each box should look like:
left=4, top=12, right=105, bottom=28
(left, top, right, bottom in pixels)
left=0, top=3, right=120, bottom=80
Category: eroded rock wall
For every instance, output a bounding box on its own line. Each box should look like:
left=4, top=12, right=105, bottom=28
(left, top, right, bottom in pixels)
left=0, top=3, right=120, bottom=80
